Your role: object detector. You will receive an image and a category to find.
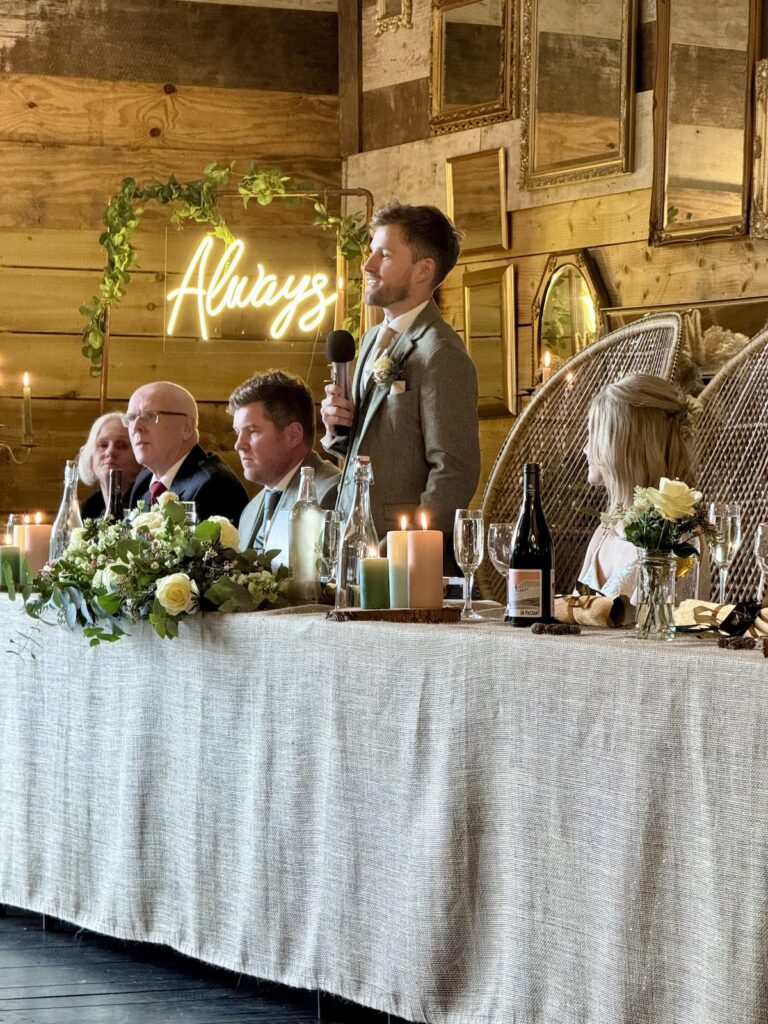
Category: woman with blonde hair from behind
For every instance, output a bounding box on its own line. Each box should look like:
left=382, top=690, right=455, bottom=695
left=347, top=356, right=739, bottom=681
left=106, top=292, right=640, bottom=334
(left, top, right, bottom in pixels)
left=578, top=373, right=699, bottom=602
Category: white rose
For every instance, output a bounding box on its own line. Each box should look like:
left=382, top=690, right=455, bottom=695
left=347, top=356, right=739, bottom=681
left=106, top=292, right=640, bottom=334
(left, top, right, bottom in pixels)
left=132, top=510, right=164, bottom=534
left=156, top=490, right=179, bottom=509
left=155, top=572, right=198, bottom=615
left=68, top=527, right=86, bottom=551
left=646, top=478, right=702, bottom=521
left=100, top=562, right=127, bottom=592
left=206, top=515, right=240, bottom=549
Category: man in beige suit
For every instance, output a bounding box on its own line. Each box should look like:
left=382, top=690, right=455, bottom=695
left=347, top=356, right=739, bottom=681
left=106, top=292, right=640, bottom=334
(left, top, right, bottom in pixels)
left=320, top=202, right=480, bottom=561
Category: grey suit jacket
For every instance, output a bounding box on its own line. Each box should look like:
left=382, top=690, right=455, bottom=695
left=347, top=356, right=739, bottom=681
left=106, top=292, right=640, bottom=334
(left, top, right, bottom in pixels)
left=237, top=450, right=341, bottom=551
left=329, top=299, right=480, bottom=536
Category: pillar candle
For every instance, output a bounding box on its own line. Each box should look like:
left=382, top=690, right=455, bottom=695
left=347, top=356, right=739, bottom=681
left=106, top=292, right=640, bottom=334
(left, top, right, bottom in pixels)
left=0, top=543, right=22, bottom=588
left=22, top=515, right=52, bottom=573
left=22, top=372, right=33, bottom=442
left=386, top=517, right=409, bottom=608
left=407, top=516, right=443, bottom=609
left=361, top=553, right=390, bottom=609
left=12, top=521, right=26, bottom=554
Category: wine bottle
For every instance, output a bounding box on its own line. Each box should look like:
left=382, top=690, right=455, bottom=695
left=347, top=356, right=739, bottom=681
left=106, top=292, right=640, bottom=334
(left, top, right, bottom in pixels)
left=506, top=462, right=555, bottom=626
left=288, top=466, right=324, bottom=603
left=49, top=460, right=84, bottom=562
left=335, top=456, right=378, bottom=610
left=105, top=468, right=124, bottom=522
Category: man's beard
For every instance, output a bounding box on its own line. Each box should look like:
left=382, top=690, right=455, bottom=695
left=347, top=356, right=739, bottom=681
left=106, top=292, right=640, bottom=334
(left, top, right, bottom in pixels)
left=364, top=277, right=410, bottom=309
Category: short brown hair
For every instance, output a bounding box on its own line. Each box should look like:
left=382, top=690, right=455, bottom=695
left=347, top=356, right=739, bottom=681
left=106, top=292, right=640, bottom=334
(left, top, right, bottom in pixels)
left=228, top=370, right=316, bottom=443
left=370, top=202, right=461, bottom=287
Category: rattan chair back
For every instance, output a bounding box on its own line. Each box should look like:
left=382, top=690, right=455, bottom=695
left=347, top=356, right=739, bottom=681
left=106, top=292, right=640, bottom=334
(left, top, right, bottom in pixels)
left=478, top=312, right=682, bottom=602
left=695, top=326, right=768, bottom=602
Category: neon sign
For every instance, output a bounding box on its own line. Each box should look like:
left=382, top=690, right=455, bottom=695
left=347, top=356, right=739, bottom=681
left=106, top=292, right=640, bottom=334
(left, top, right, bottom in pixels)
left=166, top=236, right=337, bottom=340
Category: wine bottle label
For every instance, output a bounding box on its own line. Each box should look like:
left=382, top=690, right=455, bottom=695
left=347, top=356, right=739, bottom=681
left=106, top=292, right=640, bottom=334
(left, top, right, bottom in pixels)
left=507, top=569, right=543, bottom=617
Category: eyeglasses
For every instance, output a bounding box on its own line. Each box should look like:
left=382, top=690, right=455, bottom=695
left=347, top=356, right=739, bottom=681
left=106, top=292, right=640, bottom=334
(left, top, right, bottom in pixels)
left=121, top=410, right=189, bottom=427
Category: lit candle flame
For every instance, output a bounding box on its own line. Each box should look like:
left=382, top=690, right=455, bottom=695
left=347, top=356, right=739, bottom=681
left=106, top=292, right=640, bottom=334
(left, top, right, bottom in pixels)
left=400, top=515, right=408, bottom=531
left=23, top=514, right=29, bottom=525
left=35, top=511, right=42, bottom=524
left=337, top=276, right=345, bottom=290
left=566, top=371, right=575, bottom=386
left=420, top=512, right=428, bottom=530
left=543, top=350, right=551, bottom=368
left=368, top=545, right=377, bottom=558
left=22, top=371, right=29, bottom=387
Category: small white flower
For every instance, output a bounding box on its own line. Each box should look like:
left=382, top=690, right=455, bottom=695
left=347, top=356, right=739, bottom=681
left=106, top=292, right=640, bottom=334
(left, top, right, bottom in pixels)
left=156, top=490, right=179, bottom=509
left=68, top=527, right=86, bottom=551
left=205, top=515, right=240, bottom=549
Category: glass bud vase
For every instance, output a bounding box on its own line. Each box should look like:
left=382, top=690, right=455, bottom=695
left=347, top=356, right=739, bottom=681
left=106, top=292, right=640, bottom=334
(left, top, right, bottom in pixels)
left=635, top=549, right=677, bottom=642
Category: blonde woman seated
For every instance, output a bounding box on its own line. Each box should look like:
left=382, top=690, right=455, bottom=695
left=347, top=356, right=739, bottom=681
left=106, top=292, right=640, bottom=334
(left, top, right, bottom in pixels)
left=78, top=412, right=141, bottom=520
left=578, top=374, right=697, bottom=603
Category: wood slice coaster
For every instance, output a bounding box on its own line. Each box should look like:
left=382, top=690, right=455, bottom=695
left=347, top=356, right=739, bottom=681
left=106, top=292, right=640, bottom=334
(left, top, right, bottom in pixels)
left=326, top=607, right=462, bottom=623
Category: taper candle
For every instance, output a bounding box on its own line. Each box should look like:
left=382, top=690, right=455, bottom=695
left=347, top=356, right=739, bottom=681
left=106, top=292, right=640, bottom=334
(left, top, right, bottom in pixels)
left=22, top=372, right=33, bottom=442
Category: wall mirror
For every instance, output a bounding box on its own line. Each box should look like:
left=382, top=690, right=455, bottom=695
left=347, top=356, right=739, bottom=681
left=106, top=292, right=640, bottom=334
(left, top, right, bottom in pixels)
left=750, top=59, right=768, bottom=236
left=650, top=0, right=758, bottom=244
left=520, top=0, right=637, bottom=188
left=446, top=149, right=509, bottom=254
left=375, top=0, right=413, bottom=35
left=463, top=264, right=516, bottom=416
left=532, top=252, right=609, bottom=371
left=430, top=0, right=514, bottom=134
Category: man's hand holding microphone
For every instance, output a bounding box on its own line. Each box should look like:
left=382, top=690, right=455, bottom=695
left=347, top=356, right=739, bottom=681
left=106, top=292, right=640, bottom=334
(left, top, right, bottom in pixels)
left=321, top=329, right=357, bottom=445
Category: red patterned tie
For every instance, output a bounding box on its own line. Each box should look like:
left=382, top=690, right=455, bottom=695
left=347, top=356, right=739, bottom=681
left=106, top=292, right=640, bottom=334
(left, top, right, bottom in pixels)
left=149, top=480, right=167, bottom=505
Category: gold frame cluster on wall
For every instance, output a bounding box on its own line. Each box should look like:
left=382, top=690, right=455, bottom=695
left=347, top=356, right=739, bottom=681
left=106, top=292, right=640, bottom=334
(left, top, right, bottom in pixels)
left=374, top=0, right=413, bottom=36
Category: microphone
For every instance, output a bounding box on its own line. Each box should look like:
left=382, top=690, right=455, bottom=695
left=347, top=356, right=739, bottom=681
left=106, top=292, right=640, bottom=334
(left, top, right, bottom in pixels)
left=326, top=329, right=356, bottom=437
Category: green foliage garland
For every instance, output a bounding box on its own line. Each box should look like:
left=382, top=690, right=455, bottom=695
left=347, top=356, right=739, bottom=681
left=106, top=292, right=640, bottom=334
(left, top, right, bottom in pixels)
left=81, top=161, right=369, bottom=375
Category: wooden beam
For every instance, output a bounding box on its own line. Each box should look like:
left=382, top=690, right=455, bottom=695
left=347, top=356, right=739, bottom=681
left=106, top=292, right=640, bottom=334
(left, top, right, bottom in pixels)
left=338, top=0, right=361, bottom=157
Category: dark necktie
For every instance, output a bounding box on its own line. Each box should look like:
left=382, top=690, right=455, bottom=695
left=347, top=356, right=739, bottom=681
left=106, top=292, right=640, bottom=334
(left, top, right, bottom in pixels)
left=149, top=480, right=167, bottom=505
left=255, top=488, right=282, bottom=550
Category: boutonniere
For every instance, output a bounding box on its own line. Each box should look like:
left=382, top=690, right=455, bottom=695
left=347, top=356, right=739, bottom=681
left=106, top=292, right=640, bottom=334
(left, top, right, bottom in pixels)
left=372, top=353, right=406, bottom=389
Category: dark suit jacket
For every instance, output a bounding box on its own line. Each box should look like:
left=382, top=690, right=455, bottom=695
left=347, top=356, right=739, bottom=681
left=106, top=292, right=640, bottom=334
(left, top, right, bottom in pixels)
left=129, top=444, right=249, bottom=524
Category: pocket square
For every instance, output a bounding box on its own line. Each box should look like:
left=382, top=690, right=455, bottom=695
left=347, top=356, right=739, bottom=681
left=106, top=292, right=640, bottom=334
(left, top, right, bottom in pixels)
left=390, top=380, right=407, bottom=394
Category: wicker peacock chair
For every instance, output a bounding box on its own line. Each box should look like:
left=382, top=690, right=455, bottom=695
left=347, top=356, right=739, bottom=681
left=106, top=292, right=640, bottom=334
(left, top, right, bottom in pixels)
left=478, top=312, right=682, bottom=602
left=695, top=325, right=768, bottom=602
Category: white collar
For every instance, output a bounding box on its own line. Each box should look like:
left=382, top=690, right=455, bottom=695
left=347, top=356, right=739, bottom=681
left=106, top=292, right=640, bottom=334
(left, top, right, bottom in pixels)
left=151, top=453, right=188, bottom=492
left=382, top=299, right=430, bottom=338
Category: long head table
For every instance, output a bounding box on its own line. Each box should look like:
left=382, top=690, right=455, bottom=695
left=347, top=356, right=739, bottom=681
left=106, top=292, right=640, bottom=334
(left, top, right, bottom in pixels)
left=1, top=598, right=766, bottom=1023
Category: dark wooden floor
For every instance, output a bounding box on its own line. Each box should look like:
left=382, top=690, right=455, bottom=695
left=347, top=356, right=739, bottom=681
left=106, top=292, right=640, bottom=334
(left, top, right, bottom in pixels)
left=0, top=907, right=411, bottom=1024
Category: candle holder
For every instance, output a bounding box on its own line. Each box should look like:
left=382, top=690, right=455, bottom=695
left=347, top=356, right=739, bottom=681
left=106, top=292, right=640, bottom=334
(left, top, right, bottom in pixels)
left=0, top=428, right=37, bottom=465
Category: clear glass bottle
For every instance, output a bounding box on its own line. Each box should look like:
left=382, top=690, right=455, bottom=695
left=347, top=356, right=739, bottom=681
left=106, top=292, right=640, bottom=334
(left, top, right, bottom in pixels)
left=105, top=468, right=123, bottom=522
left=49, top=460, right=84, bottom=562
left=288, top=467, right=324, bottom=603
left=335, top=456, right=378, bottom=610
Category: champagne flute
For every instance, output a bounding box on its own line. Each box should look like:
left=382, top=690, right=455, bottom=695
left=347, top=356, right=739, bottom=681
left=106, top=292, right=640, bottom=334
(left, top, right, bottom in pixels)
left=453, top=509, right=484, bottom=621
left=488, top=522, right=515, bottom=578
left=708, top=502, right=742, bottom=604
left=321, top=510, right=343, bottom=586
left=755, top=523, right=768, bottom=605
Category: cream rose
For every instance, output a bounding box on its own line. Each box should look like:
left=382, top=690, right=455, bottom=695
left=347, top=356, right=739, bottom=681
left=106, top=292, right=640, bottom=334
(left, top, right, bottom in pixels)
left=156, top=490, right=179, bottom=509
left=131, top=510, right=164, bottom=534
left=68, top=527, right=86, bottom=551
left=206, top=515, right=240, bottom=549
left=155, top=572, right=198, bottom=615
left=646, top=478, right=702, bottom=521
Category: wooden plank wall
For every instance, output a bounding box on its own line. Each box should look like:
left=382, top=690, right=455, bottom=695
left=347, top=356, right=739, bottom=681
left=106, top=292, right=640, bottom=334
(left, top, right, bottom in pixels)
left=346, top=0, right=768, bottom=505
left=0, top=0, right=340, bottom=517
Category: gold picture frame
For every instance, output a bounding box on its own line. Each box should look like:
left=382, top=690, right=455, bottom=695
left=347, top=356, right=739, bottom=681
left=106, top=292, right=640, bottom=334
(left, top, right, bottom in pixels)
left=446, top=148, right=509, bottom=255
left=751, top=59, right=768, bottom=238
left=520, top=0, right=637, bottom=189
left=463, top=264, right=517, bottom=416
left=532, top=251, right=609, bottom=369
left=430, top=0, right=515, bottom=135
left=375, top=0, right=413, bottom=36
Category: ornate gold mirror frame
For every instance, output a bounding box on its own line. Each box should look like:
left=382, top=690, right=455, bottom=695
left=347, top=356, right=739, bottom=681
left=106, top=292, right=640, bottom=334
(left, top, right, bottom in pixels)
left=520, top=0, right=636, bottom=189
left=446, top=148, right=509, bottom=254
left=375, top=0, right=413, bottom=36
left=750, top=59, right=768, bottom=237
left=650, top=0, right=759, bottom=244
left=532, top=251, right=609, bottom=375
left=463, top=264, right=517, bottom=416
left=430, top=0, right=515, bottom=135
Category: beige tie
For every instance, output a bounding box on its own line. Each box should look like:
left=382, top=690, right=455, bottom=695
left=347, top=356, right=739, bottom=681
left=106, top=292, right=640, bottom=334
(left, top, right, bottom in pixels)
left=363, top=325, right=398, bottom=390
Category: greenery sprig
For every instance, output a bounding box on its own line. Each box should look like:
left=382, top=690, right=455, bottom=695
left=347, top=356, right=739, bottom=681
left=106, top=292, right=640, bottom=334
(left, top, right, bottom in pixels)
left=81, top=161, right=369, bottom=375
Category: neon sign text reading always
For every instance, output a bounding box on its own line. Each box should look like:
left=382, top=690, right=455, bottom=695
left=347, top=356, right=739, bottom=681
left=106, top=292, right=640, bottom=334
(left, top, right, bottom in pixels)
left=166, top=236, right=337, bottom=340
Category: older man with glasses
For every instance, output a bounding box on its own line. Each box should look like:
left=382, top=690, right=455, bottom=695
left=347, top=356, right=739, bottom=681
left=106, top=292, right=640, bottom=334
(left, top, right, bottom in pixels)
left=125, top=381, right=248, bottom=524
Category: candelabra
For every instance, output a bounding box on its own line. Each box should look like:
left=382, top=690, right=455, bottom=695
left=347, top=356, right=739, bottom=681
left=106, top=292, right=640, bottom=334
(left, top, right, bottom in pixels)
left=0, top=426, right=36, bottom=465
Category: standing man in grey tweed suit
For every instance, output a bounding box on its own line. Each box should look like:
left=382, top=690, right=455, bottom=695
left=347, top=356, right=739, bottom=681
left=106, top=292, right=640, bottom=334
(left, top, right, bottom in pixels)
left=320, top=202, right=480, bottom=563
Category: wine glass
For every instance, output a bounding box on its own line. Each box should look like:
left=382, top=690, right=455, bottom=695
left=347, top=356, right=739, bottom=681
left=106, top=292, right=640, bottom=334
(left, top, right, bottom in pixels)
left=321, top=510, right=343, bottom=586
left=708, top=502, right=742, bottom=604
left=488, top=522, right=514, bottom=578
left=453, top=509, right=484, bottom=621
left=755, top=523, right=768, bottom=604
